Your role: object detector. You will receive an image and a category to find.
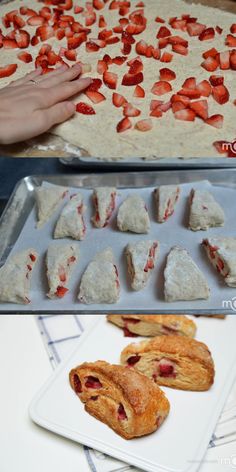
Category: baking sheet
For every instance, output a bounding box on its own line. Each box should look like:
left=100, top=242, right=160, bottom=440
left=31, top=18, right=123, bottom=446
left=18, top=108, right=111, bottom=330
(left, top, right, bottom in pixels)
left=29, top=315, right=236, bottom=472
left=1, top=171, right=236, bottom=313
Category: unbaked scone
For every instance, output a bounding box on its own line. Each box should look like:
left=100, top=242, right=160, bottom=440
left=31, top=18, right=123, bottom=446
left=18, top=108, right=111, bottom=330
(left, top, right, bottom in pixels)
left=117, top=195, right=150, bottom=234
left=202, top=237, right=236, bottom=287
left=35, top=185, right=68, bottom=229
left=46, top=243, right=79, bottom=299
left=154, top=185, right=180, bottom=223
left=69, top=360, right=170, bottom=439
left=189, top=189, right=225, bottom=231
left=125, top=240, right=159, bottom=291
left=107, top=314, right=196, bottom=338
left=91, top=187, right=117, bottom=228
left=78, top=248, right=120, bottom=304
left=54, top=193, right=86, bottom=240
left=0, top=249, right=37, bottom=304
left=164, top=246, right=210, bottom=301
left=120, top=335, right=215, bottom=391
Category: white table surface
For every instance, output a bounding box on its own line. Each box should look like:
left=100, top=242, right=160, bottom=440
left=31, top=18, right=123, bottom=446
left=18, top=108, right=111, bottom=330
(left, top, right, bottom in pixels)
left=0, top=315, right=235, bottom=472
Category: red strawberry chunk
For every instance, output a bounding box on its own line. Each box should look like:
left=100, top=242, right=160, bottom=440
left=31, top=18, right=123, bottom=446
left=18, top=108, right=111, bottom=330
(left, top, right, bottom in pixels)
left=112, top=92, right=127, bottom=107
left=122, top=72, right=143, bottom=86
left=151, top=81, right=172, bottom=96
left=160, top=67, right=176, bottom=81
left=182, top=77, right=196, bottom=89
left=127, top=355, right=141, bottom=365
left=64, top=49, right=77, bottom=61
left=0, top=63, right=17, bottom=78
left=103, top=71, right=118, bottom=89
left=209, top=75, right=224, bottom=86
left=128, top=59, right=143, bottom=74
left=155, top=16, right=165, bottom=23
left=112, top=56, right=127, bottom=65
left=219, top=51, right=230, bottom=70
left=97, top=59, right=108, bottom=74
left=73, top=374, right=82, bottom=393
left=99, top=15, right=107, bottom=28
left=202, top=47, right=218, bottom=59
left=172, top=44, right=188, bottom=55
left=186, top=22, right=205, bottom=36
left=226, top=34, right=236, bottom=47
left=156, top=26, right=171, bottom=38
left=117, top=117, right=132, bottom=132
left=230, top=24, right=236, bottom=34
left=197, top=80, right=212, bottom=97
left=159, top=362, right=175, bottom=378
left=135, top=39, right=147, bottom=55
left=135, top=119, right=153, bottom=131
left=3, top=38, right=18, bottom=49
left=199, top=27, right=215, bottom=41
left=85, top=90, right=106, bottom=103
left=205, top=114, right=223, bottom=128
left=189, top=100, right=208, bottom=120
left=118, top=403, right=127, bottom=421
left=17, top=52, right=33, bottom=63
left=160, top=52, right=173, bottom=62
left=87, top=78, right=102, bottom=91
left=123, top=326, right=138, bottom=337
left=133, top=84, right=145, bottom=97
left=27, top=15, right=45, bottom=26
left=212, top=84, right=230, bottom=104
left=178, top=88, right=201, bottom=99
left=93, top=0, right=105, bottom=10
left=85, top=376, right=102, bottom=389
left=201, top=56, right=219, bottom=71
left=230, top=50, right=236, bottom=70
left=174, top=109, right=196, bottom=121
left=123, top=102, right=141, bottom=117
left=15, top=29, right=30, bottom=48
left=216, top=26, right=223, bottom=35
left=56, top=286, right=69, bottom=298
left=76, top=102, right=96, bottom=114
left=158, top=37, right=169, bottom=49
left=168, top=36, right=188, bottom=47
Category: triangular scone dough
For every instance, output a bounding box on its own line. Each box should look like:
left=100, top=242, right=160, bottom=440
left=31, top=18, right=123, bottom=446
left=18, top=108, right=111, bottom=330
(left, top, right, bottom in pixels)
left=154, top=185, right=180, bottom=223
left=54, top=193, right=86, bottom=240
left=189, top=189, right=224, bottom=231
left=164, top=246, right=210, bottom=301
left=35, top=186, right=68, bottom=228
left=125, top=240, right=159, bottom=291
left=0, top=249, right=37, bottom=304
left=117, top=195, right=150, bottom=234
left=91, top=187, right=117, bottom=228
left=46, top=243, right=79, bottom=299
left=202, top=237, right=236, bottom=287
left=78, top=248, right=120, bottom=304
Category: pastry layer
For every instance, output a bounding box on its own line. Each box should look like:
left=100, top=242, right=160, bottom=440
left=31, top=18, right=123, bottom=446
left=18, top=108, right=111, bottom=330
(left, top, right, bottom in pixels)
left=54, top=193, right=86, bottom=240
left=189, top=189, right=225, bottom=231
left=35, top=186, right=68, bottom=228
left=117, top=195, right=150, bottom=234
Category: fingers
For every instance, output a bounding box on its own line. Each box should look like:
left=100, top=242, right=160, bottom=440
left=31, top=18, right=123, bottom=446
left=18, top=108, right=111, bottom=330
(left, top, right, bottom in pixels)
left=39, top=77, right=92, bottom=108
left=38, top=101, right=76, bottom=131
left=36, top=63, right=82, bottom=88
left=7, top=68, right=42, bottom=88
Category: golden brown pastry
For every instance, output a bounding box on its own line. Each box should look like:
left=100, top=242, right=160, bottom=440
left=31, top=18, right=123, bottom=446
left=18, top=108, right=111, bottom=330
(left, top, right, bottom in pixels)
left=120, top=336, right=215, bottom=391
left=69, top=360, right=170, bottom=440
left=107, top=314, right=196, bottom=338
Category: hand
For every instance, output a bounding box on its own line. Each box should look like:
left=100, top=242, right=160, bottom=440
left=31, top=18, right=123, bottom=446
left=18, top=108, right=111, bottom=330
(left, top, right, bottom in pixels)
left=0, top=63, right=91, bottom=145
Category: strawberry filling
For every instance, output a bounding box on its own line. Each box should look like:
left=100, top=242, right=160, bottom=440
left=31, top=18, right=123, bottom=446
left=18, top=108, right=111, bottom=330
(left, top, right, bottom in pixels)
left=122, top=317, right=140, bottom=324
left=127, top=355, right=141, bottom=365
left=73, top=374, right=82, bottom=393
left=117, top=403, right=128, bottom=421
left=144, top=243, right=157, bottom=272
left=153, top=359, right=176, bottom=379
left=85, top=376, right=102, bottom=389
left=123, top=327, right=138, bottom=337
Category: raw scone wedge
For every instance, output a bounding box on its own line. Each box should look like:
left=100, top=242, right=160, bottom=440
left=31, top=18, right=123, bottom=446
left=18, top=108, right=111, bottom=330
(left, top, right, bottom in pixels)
left=69, top=360, right=170, bottom=439
left=107, top=314, right=197, bottom=338
left=78, top=248, right=120, bottom=304
left=91, top=187, right=117, bottom=228
left=46, top=243, right=79, bottom=299
left=120, top=335, right=215, bottom=391
left=154, top=185, right=180, bottom=223
left=189, top=189, right=225, bottom=231
left=125, top=240, right=159, bottom=291
left=117, top=195, right=150, bottom=234
left=164, top=246, right=210, bottom=301
left=35, top=185, right=68, bottom=228
left=0, top=249, right=37, bottom=304
left=54, top=193, right=86, bottom=240
left=202, top=237, right=236, bottom=287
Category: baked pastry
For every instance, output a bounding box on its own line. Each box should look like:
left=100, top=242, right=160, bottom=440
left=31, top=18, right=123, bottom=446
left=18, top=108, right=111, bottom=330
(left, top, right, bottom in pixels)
left=125, top=240, right=159, bottom=291
left=121, top=335, right=215, bottom=391
left=189, top=189, right=225, bottom=231
left=35, top=185, right=68, bottom=228
left=154, top=185, right=180, bottom=223
left=91, top=187, right=117, bottom=228
left=78, top=248, right=120, bottom=304
left=0, top=249, right=37, bottom=304
left=194, top=315, right=226, bottom=319
left=69, top=360, right=170, bottom=439
left=54, top=193, right=86, bottom=240
left=202, top=237, right=236, bottom=287
left=107, top=314, right=197, bottom=338
left=117, top=195, right=150, bottom=234
left=46, top=243, right=79, bottom=299
left=164, top=246, right=210, bottom=301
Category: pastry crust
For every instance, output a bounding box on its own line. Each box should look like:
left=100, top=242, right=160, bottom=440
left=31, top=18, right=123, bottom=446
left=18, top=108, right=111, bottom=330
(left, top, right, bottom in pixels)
left=189, top=189, right=225, bottom=231
left=202, top=237, right=236, bottom=287
left=107, top=314, right=197, bottom=338
left=125, top=240, right=159, bottom=291
left=35, top=186, right=68, bottom=228
left=154, top=186, right=180, bottom=223
left=46, top=243, right=79, bottom=299
left=121, top=335, right=215, bottom=391
left=117, top=195, right=150, bottom=234
left=69, top=360, right=170, bottom=439
left=91, top=187, right=117, bottom=228
left=54, top=193, right=86, bottom=240
left=164, top=246, right=210, bottom=301
left=0, top=249, right=37, bottom=304
left=78, top=248, right=120, bottom=304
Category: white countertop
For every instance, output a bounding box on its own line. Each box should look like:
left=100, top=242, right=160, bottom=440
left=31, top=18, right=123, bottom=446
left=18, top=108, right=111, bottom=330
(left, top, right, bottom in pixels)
left=0, top=315, right=235, bottom=472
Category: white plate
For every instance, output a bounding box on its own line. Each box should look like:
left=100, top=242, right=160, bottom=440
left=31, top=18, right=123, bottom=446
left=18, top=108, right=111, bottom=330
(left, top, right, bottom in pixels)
left=30, top=315, right=236, bottom=472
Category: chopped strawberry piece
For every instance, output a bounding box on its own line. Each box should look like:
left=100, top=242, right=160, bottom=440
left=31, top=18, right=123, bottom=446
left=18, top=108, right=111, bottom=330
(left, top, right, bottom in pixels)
left=93, top=0, right=105, bottom=10
left=14, top=29, right=30, bottom=48
left=17, top=52, right=33, bottom=63
left=156, top=26, right=171, bottom=38
left=135, top=39, right=147, bottom=55
left=186, top=22, right=206, bottom=36
left=122, top=43, right=131, bottom=55
left=226, top=34, right=236, bottom=47
left=117, top=117, right=132, bottom=132
left=158, top=37, right=169, bottom=49
left=205, top=114, right=223, bottom=128
left=182, top=77, right=196, bottom=89
left=189, top=100, right=208, bottom=120
left=13, top=14, right=26, bottom=29
left=230, top=24, right=236, bottom=34
left=118, top=403, right=127, bottom=421
left=99, top=14, right=107, bottom=28
left=230, top=50, right=236, bottom=70
left=209, top=75, right=224, bottom=86
left=216, top=26, right=223, bottom=35
left=133, top=84, right=145, bottom=97
left=73, top=374, right=82, bottom=393
left=160, top=52, right=173, bottom=62
left=36, top=25, right=54, bottom=42
left=85, top=376, right=102, bottom=389
left=199, top=27, right=215, bottom=41
left=64, top=49, right=77, bottom=61
left=155, top=16, right=165, bottom=23
left=212, top=84, right=230, bottom=104
left=202, top=47, right=218, bottom=59
left=122, top=72, right=143, bottom=86
left=174, top=109, right=196, bottom=121
left=159, top=363, right=175, bottom=377
left=103, top=71, right=118, bottom=89
left=86, top=41, right=99, bottom=52
left=0, top=63, right=17, bottom=78
left=112, top=56, right=127, bottom=65
left=172, top=44, right=188, bottom=55
left=219, top=51, right=230, bottom=70
left=27, top=15, right=45, bottom=26
left=112, top=92, right=127, bottom=107
left=56, top=286, right=69, bottom=298
left=150, top=99, right=164, bottom=110
left=160, top=68, right=176, bottom=81
left=123, top=326, right=138, bottom=337
left=85, top=90, right=106, bottom=103
left=86, top=78, right=102, bottom=91
left=171, top=101, right=186, bottom=113
left=127, top=355, right=141, bottom=365
left=197, top=80, right=212, bottom=97
left=168, top=36, right=188, bottom=47
left=128, top=58, right=143, bottom=74
left=135, top=119, right=153, bottom=131
left=76, top=102, right=96, bottom=114
left=201, top=56, right=219, bottom=71
left=171, top=94, right=190, bottom=106
left=97, top=59, right=107, bottom=74
left=121, top=30, right=135, bottom=45
left=123, top=102, right=141, bottom=117
left=178, top=88, right=201, bottom=99
left=151, top=81, right=172, bottom=95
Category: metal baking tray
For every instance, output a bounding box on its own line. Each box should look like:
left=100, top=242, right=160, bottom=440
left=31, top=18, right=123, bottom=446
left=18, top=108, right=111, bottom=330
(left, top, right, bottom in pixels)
left=1, top=169, right=236, bottom=314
